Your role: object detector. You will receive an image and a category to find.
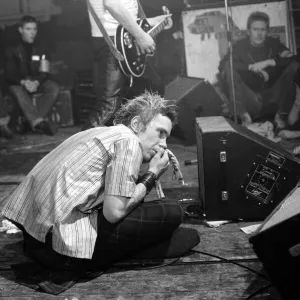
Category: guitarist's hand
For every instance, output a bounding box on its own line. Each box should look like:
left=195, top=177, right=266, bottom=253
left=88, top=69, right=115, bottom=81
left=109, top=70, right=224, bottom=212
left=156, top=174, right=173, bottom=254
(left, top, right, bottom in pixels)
left=147, top=14, right=173, bottom=30
left=135, top=32, right=156, bottom=55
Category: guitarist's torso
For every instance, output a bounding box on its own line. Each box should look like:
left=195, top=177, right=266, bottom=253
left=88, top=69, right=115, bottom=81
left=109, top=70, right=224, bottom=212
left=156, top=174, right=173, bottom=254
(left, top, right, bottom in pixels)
left=114, top=6, right=171, bottom=78
left=115, top=19, right=152, bottom=77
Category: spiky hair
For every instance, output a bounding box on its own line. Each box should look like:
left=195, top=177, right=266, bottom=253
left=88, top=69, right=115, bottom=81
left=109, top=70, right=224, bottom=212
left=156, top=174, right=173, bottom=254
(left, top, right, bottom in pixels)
left=114, top=91, right=178, bottom=128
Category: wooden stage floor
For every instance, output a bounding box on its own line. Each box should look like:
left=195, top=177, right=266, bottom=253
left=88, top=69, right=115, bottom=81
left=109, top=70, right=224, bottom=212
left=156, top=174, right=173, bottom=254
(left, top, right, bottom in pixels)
left=0, top=126, right=288, bottom=299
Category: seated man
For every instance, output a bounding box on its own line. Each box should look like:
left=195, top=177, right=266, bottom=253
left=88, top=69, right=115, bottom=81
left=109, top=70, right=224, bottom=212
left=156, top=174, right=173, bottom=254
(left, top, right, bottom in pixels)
left=4, top=15, right=59, bottom=136
left=1, top=91, right=199, bottom=294
left=219, top=11, right=300, bottom=128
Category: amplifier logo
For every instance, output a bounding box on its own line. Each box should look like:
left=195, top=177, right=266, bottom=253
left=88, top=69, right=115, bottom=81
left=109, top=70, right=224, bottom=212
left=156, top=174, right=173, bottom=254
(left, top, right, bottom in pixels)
left=245, top=164, right=280, bottom=204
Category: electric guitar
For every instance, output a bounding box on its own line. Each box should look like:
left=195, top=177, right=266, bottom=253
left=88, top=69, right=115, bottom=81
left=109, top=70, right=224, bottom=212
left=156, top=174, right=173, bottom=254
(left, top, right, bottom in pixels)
left=114, top=7, right=172, bottom=78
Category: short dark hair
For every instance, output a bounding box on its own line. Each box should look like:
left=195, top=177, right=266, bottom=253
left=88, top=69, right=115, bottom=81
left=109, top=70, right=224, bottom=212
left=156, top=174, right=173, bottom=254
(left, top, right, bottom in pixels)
left=114, top=91, right=178, bottom=128
left=247, top=11, right=270, bottom=29
left=19, top=15, right=38, bottom=28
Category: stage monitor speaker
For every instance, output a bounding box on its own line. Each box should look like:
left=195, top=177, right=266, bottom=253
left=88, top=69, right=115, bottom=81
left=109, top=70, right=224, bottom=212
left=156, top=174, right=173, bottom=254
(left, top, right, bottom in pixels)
left=249, top=186, right=300, bottom=300
left=196, top=116, right=300, bottom=221
left=165, top=77, right=223, bottom=145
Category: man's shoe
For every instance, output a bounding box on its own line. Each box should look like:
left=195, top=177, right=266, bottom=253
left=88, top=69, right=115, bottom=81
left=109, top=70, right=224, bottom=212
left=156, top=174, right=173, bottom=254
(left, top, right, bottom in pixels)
left=0, top=125, right=14, bottom=140
left=34, top=121, right=57, bottom=136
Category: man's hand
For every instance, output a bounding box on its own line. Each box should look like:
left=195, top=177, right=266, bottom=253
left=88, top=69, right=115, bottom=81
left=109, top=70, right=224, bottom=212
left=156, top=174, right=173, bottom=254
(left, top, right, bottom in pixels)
left=148, top=147, right=169, bottom=177
left=135, top=31, right=156, bottom=55
left=22, top=79, right=39, bottom=93
left=248, top=59, right=275, bottom=72
left=278, top=130, right=300, bottom=140
left=147, top=14, right=173, bottom=30
left=259, top=70, right=269, bottom=82
left=279, top=50, right=294, bottom=58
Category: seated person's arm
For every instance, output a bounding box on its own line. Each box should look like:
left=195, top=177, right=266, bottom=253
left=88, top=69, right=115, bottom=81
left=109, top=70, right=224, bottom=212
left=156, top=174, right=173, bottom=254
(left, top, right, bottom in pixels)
left=248, top=59, right=276, bottom=72
left=219, top=47, right=250, bottom=72
left=4, top=48, right=24, bottom=86
left=278, top=130, right=300, bottom=140
left=33, top=51, right=51, bottom=87
left=103, top=147, right=169, bottom=223
left=103, top=194, right=142, bottom=223
left=272, top=40, right=295, bottom=68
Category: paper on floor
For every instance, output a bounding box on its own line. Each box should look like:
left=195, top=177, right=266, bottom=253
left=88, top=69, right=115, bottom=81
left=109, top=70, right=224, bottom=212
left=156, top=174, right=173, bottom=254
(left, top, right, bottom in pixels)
left=240, top=224, right=261, bottom=234
left=0, top=219, right=21, bottom=234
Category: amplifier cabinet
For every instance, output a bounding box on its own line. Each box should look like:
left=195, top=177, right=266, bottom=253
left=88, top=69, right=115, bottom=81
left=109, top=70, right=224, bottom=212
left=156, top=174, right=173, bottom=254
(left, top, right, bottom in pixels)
left=196, top=116, right=300, bottom=221
left=249, top=186, right=300, bottom=299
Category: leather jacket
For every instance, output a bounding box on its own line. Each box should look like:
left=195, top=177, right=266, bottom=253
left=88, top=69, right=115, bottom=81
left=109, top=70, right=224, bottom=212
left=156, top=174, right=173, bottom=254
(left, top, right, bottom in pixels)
left=4, top=41, right=49, bottom=86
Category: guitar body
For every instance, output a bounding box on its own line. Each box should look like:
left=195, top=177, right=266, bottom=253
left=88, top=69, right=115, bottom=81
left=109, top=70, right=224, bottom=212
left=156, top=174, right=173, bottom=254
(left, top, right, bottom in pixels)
left=114, top=19, right=153, bottom=78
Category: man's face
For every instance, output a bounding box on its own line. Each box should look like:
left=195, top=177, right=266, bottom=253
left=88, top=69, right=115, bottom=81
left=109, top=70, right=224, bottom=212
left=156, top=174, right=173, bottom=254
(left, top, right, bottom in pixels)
left=19, top=22, right=37, bottom=44
left=137, top=114, right=172, bottom=163
left=248, top=20, right=268, bottom=46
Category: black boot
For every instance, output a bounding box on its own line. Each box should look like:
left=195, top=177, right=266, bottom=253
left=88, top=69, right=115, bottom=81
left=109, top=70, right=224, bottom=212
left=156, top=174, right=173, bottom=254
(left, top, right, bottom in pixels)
left=34, top=121, right=57, bottom=136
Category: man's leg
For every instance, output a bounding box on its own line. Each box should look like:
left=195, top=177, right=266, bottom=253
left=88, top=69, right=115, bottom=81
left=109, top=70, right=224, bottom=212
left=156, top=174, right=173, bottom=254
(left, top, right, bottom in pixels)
left=222, top=62, right=262, bottom=125
left=89, top=200, right=200, bottom=270
left=9, top=85, right=57, bottom=135
left=9, top=85, right=43, bottom=128
left=0, top=91, right=13, bottom=139
left=16, top=201, right=198, bottom=278
left=82, top=38, right=125, bottom=130
left=36, top=80, right=60, bottom=117
left=263, top=61, right=299, bottom=128
left=288, top=85, right=300, bottom=126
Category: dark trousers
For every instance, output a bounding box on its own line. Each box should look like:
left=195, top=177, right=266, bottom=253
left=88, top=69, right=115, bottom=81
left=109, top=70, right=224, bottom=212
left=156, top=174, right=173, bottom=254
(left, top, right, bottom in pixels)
left=9, top=80, right=59, bottom=128
left=20, top=200, right=188, bottom=274
left=82, top=37, right=125, bottom=130
left=0, top=89, right=10, bottom=125
left=82, top=37, right=165, bottom=130
left=222, top=60, right=299, bottom=120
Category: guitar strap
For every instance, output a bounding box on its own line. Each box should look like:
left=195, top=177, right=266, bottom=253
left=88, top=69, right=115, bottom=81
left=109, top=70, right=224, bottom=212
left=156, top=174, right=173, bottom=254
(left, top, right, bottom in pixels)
left=86, top=0, right=147, bottom=61
left=137, top=0, right=147, bottom=20
left=86, top=0, right=124, bottom=61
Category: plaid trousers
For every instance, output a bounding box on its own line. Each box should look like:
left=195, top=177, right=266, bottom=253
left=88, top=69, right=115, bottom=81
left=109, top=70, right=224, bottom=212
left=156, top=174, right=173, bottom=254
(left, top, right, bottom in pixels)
left=12, top=200, right=185, bottom=294
left=90, top=199, right=184, bottom=268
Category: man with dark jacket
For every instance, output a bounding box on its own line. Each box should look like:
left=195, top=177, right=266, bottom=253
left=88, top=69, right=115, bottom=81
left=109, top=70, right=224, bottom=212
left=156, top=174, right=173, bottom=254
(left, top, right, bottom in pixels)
left=219, top=11, right=300, bottom=129
left=5, top=15, right=59, bottom=135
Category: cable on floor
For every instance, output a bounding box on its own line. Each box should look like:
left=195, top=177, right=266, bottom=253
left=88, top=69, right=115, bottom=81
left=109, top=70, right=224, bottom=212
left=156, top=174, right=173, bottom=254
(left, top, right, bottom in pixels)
left=245, top=284, right=274, bottom=300
left=192, top=249, right=269, bottom=280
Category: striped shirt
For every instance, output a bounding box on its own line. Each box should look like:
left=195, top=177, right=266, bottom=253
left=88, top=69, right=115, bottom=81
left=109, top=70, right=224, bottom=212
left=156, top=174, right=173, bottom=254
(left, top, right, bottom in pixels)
left=2, top=125, right=143, bottom=259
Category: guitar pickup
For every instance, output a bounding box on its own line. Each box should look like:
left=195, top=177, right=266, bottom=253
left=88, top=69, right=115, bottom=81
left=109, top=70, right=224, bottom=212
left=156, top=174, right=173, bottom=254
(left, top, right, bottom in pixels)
left=123, top=33, right=132, bottom=47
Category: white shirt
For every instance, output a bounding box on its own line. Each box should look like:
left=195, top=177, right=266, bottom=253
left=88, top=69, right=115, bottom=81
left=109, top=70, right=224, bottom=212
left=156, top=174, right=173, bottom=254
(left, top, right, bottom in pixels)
left=87, top=0, right=139, bottom=37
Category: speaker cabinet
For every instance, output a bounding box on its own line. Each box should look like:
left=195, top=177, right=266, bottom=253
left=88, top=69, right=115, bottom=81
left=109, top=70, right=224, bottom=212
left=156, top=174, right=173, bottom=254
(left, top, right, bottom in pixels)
left=249, top=187, right=300, bottom=300
left=165, top=77, right=223, bottom=144
left=196, top=116, right=300, bottom=221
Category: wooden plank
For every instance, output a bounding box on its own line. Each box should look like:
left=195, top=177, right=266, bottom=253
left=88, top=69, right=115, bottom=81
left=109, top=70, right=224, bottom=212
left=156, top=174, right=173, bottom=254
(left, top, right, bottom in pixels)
left=0, top=223, right=257, bottom=266
left=0, top=262, right=282, bottom=299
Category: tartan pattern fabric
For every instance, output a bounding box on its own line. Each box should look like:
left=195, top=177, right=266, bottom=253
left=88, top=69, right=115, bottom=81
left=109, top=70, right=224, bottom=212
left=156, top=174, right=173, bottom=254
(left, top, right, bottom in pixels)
left=11, top=200, right=184, bottom=295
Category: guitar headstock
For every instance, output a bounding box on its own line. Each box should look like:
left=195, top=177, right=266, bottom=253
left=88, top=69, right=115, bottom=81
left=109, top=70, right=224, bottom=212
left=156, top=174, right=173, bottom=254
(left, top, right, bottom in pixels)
left=162, top=6, right=173, bottom=30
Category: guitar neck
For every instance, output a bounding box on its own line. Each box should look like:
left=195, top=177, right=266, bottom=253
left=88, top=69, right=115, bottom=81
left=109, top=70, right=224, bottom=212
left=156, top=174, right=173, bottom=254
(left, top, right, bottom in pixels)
left=148, top=18, right=168, bottom=38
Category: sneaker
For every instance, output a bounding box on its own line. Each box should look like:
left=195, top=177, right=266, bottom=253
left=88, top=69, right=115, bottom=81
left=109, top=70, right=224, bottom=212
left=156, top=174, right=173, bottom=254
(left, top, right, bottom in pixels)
left=34, top=121, right=57, bottom=136
left=0, top=125, right=14, bottom=140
